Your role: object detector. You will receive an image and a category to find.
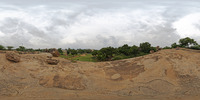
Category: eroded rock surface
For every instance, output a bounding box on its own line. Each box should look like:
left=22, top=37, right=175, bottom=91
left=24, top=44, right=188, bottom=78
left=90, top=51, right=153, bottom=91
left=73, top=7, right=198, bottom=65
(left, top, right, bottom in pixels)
left=5, top=52, right=20, bottom=63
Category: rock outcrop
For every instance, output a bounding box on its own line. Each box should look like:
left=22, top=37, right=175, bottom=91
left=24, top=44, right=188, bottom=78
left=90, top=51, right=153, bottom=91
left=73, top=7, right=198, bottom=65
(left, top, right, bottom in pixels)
left=46, top=59, right=59, bottom=65
left=5, top=52, right=20, bottom=63
left=51, top=50, right=60, bottom=57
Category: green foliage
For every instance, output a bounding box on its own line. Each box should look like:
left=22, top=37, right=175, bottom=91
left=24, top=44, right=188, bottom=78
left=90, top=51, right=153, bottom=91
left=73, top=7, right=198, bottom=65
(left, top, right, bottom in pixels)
left=73, top=54, right=96, bottom=62
left=92, top=50, right=98, bottom=56
left=77, top=49, right=85, bottom=54
left=71, top=49, right=78, bottom=55
left=179, top=37, right=198, bottom=47
left=66, top=48, right=77, bottom=55
left=163, top=46, right=171, bottom=49
left=58, top=48, right=63, bottom=55
left=129, top=45, right=139, bottom=56
left=97, top=46, right=116, bottom=61
left=139, top=42, right=151, bottom=53
left=7, top=46, right=14, bottom=50
left=112, top=54, right=129, bottom=60
left=150, top=47, right=157, bottom=52
left=60, top=54, right=96, bottom=62
left=171, top=43, right=179, bottom=48
left=118, top=44, right=131, bottom=56
left=35, top=49, right=42, bottom=52
left=26, top=48, right=34, bottom=52
left=136, top=52, right=148, bottom=57
left=190, top=45, right=200, bottom=50
left=85, top=49, right=92, bottom=53
left=0, top=45, right=5, bottom=50
left=16, top=46, right=26, bottom=51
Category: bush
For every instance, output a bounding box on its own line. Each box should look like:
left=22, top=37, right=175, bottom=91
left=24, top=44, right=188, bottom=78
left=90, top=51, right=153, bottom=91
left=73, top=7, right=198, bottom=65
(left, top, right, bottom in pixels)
left=129, top=45, right=139, bottom=56
left=112, top=54, right=129, bottom=60
left=190, top=45, right=200, bottom=50
left=97, top=46, right=116, bottom=61
left=58, top=48, right=63, bottom=55
left=139, top=42, right=151, bottom=53
left=118, top=44, right=131, bottom=56
left=171, top=43, right=179, bottom=48
left=150, top=47, right=157, bottom=52
left=0, top=45, right=5, bottom=50
left=163, top=46, right=171, bottom=49
left=16, top=46, right=26, bottom=51
left=92, top=50, right=98, bottom=56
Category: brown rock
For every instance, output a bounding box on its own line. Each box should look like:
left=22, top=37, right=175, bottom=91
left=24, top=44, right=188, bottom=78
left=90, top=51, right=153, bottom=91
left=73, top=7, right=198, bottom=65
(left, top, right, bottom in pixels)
left=150, top=50, right=154, bottom=54
left=53, top=74, right=87, bottom=90
left=39, top=74, right=87, bottom=90
left=5, top=52, right=20, bottom=63
left=46, top=59, right=59, bottom=65
left=111, top=73, right=121, bottom=80
left=156, top=46, right=161, bottom=51
left=51, top=50, right=60, bottom=57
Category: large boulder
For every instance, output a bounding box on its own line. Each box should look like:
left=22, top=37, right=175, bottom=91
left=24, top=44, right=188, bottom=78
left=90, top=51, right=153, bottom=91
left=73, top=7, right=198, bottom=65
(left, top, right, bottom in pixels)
left=51, top=50, right=60, bottom=57
left=5, top=52, right=20, bottom=63
left=46, top=59, right=59, bottom=65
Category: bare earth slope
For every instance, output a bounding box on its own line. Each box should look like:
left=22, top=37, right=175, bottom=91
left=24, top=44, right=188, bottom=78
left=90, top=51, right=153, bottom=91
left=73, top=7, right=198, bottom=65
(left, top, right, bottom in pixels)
left=1, top=49, right=200, bottom=100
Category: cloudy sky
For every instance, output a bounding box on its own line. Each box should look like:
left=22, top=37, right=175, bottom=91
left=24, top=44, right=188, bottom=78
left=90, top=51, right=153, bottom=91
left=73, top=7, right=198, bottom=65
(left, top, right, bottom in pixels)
left=0, top=0, right=200, bottom=49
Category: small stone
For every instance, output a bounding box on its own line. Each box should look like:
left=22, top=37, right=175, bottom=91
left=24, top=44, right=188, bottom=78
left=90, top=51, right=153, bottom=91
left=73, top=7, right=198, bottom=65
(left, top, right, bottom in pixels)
left=111, top=73, right=121, bottom=80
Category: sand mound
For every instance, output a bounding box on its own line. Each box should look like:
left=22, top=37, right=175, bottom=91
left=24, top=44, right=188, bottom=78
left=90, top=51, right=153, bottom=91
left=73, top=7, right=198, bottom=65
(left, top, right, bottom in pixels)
left=1, top=48, right=200, bottom=100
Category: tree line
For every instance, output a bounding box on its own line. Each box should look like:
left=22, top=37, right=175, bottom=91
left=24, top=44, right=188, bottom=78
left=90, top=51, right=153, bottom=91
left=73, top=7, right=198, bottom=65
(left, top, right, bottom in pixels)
left=0, top=37, right=199, bottom=61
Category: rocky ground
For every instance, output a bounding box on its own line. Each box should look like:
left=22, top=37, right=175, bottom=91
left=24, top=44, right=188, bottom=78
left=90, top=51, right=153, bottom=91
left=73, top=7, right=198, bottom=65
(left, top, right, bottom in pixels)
left=1, top=48, right=200, bottom=100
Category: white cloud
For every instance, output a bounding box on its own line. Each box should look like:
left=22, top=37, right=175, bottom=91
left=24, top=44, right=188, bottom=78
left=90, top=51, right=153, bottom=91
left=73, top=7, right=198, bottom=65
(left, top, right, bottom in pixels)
left=0, top=0, right=200, bottom=49
left=173, top=13, right=200, bottom=38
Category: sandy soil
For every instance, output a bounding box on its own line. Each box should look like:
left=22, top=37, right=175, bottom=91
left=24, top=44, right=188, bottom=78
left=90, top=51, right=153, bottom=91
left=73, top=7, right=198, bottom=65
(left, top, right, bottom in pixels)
left=1, top=48, right=200, bottom=100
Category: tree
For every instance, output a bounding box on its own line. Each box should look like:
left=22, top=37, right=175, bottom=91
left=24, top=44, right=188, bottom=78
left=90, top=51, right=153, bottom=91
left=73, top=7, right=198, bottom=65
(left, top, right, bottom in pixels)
left=139, top=42, right=151, bottom=53
left=171, top=43, right=179, bottom=48
left=85, top=49, right=92, bottom=53
left=129, top=45, right=139, bottom=56
left=179, top=37, right=198, bottom=47
left=26, top=48, right=34, bottom=52
left=92, top=50, right=98, bottom=57
left=66, top=48, right=71, bottom=54
left=77, top=49, right=84, bottom=54
left=97, top=46, right=116, bottom=61
left=71, top=49, right=78, bottom=55
left=58, top=48, right=63, bottom=55
left=163, top=46, right=171, bottom=49
left=118, top=44, right=131, bottom=56
left=0, top=45, right=5, bottom=50
left=7, top=46, right=14, bottom=50
left=16, top=46, right=26, bottom=51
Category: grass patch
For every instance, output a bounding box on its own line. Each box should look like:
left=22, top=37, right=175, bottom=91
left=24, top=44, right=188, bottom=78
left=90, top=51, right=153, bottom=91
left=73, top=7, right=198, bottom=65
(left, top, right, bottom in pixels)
left=60, top=54, right=97, bottom=62
left=72, top=54, right=97, bottom=62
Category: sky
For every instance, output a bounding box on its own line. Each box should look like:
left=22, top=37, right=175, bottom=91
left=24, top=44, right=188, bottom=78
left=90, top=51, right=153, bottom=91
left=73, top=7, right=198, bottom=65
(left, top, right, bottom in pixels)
left=0, top=0, right=200, bottom=49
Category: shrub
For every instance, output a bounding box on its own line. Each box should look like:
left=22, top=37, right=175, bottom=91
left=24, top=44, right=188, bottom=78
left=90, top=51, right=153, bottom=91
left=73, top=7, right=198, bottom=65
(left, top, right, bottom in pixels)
left=0, top=45, right=5, bottom=50
left=190, top=45, right=200, bottom=50
left=139, top=42, right=151, bottom=53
